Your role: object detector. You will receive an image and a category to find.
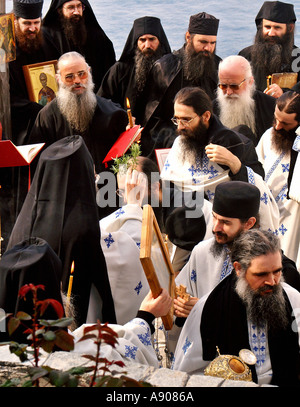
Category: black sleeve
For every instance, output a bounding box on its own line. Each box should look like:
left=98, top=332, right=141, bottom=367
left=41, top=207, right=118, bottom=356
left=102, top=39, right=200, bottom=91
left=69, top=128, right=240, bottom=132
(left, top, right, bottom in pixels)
left=136, top=310, right=156, bottom=334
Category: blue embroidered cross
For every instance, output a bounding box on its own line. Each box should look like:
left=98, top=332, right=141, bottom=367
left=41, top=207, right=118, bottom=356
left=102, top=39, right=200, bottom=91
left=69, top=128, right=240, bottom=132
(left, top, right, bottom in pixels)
left=137, top=332, right=151, bottom=346
left=281, top=163, right=290, bottom=173
left=188, top=164, right=200, bottom=177
left=182, top=337, right=192, bottom=355
left=134, top=281, right=143, bottom=295
left=164, top=160, right=170, bottom=170
left=191, top=269, right=197, bottom=283
left=260, top=192, right=268, bottom=205
left=278, top=224, right=287, bottom=235
left=104, top=233, right=114, bottom=248
left=115, top=208, right=125, bottom=218
left=124, top=345, right=138, bottom=359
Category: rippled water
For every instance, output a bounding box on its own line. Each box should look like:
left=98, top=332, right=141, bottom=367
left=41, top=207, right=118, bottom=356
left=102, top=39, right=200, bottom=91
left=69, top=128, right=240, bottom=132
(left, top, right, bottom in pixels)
left=5, top=0, right=300, bottom=59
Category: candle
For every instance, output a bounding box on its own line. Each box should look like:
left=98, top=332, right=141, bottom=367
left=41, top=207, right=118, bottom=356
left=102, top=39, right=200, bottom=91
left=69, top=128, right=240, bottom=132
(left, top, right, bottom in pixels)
left=67, top=261, right=74, bottom=300
left=267, top=75, right=272, bottom=90
left=126, top=98, right=134, bottom=128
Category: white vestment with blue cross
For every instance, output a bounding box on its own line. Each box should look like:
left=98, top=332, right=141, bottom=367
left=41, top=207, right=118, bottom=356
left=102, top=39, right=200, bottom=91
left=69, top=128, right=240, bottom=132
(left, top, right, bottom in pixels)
left=257, top=128, right=300, bottom=270
left=86, top=204, right=149, bottom=325
left=172, top=282, right=300, bottom=385
left=160, top=136, right=279, bottom=234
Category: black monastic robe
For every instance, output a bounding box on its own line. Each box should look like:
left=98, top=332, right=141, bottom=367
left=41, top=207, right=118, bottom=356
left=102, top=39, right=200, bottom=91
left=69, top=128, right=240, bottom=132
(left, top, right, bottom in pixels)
left=42, top=0, right=116, bottom=92
left=7, top=136, right=117, bottom=327
left=98, top=16, right=171, bottom=126
left=140, top=46, right=222, bottom=156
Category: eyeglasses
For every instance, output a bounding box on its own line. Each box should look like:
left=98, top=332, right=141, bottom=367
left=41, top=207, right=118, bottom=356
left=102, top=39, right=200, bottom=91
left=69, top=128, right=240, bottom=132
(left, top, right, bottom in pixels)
left=218, top=78, right=248, bottom=91
left=64, top=70, right=88, bottom=82
left=171, top=115, right=198, bottom=127
left=63, top=3, right=85, bottom=13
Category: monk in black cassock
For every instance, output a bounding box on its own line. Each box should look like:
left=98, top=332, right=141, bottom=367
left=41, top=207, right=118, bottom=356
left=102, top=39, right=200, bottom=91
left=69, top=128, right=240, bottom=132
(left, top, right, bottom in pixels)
left=2, top=0, right=59, bottom=253
left=98, top=16, right=171, bottom=127
left=42, top=0, right=115, bottom=92
left=27, top=51, right=128, bottom=175
left=239, top=1, right=300, bottom=96
left=7, top=136, right=117, bottom=328
left=0, top=237, right=64, bottom=342
left=9, top=0, right=60, bottom=146
left=141, top=12, right=221, bottom=157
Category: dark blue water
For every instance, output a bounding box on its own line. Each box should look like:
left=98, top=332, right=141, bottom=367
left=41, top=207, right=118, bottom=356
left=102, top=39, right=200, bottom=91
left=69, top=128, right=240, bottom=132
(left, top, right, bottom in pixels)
left=5, top=0, right=300, bottom=59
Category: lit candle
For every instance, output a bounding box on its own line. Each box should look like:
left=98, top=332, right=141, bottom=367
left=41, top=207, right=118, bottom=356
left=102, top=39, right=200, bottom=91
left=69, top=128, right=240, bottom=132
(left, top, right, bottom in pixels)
left=126, top=98, right=134, bottom=128
left=267, top=75, right=272, bottom=90
left=67, top=261, right=74, bottom=300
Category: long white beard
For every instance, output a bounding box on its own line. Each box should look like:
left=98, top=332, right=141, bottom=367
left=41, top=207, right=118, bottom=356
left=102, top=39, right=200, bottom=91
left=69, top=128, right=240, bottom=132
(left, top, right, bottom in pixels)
left=56, top=75, right=97, bottom=133
left=217, top=85, right=256, bottom=135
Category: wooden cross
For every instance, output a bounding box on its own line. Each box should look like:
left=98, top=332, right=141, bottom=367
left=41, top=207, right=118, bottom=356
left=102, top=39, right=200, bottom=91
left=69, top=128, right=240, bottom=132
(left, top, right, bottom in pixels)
left=175, top=284, right=190, bottom=301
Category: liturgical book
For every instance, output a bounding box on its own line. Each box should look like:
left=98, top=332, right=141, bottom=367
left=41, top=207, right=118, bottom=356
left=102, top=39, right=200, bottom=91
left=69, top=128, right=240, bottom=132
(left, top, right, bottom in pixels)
left=102, top=125, right=143, bottom=166
left=0, top=140, right=45, bottom=168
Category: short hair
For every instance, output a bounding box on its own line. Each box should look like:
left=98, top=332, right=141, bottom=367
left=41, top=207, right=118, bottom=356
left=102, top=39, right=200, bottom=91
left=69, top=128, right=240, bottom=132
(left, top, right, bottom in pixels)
left=218, top=55, right=253, bottom=78
left=57, top=51, right=88, bottom=75
left=276, top=91, right=300, bottom=122
left=137, top=156, right=161, bottom=197
left=174, top=87, right=213, bottom=115
left=230, top=229, right=281, bottom=272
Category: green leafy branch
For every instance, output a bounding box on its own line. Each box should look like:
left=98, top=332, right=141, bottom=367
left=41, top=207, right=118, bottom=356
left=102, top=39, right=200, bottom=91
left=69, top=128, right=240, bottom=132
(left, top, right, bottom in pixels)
left=111, top=143, right=142, bottom=175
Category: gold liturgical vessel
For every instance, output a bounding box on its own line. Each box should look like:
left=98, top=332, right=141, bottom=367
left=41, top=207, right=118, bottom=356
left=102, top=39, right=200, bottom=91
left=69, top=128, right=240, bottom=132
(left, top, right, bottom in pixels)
left=204, top=347, right=257, bottom=382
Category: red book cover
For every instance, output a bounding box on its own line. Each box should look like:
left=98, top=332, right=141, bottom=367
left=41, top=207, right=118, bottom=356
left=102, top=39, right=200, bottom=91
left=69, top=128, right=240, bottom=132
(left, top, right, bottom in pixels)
left=0, top=140, right=45, bottom=168
left=102, top=125, right=143, bottom=165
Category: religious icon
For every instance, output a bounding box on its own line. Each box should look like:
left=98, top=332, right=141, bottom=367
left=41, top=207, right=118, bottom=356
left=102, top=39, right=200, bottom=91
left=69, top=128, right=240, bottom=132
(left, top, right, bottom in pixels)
left=23, top=60, right=58, bottom=104
left=140, top=204, right=175, bottom=330
left=0, top=13, right=16, bottom=64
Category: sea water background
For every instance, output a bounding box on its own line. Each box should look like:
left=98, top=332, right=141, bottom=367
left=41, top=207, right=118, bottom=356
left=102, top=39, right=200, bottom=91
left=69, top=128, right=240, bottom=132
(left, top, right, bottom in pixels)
left=5, top=0, right=300, bottom=59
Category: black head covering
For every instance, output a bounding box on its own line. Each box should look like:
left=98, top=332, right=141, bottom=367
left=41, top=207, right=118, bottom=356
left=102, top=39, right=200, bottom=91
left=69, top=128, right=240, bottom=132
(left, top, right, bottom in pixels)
left=165, top=205, right=206, bottom=251
left=119, top=16, right=171, bottom=62
left=13, top=0, right=43, bottom=19
left=255, top=1, right=296, bottom=27
left=43, top=0, right=108, bottom=33
left=7, top=135, right=116, bottom=327
left=188, top=12, right=219, bottom=36
left=0, top=237, right=63, bottom=342
left=213, top=181, right=260, bottom=219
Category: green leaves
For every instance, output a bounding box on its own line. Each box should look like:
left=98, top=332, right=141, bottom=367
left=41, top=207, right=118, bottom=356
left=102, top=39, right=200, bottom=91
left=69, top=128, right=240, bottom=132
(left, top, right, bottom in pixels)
left=111, top=143, right=142, bottom=174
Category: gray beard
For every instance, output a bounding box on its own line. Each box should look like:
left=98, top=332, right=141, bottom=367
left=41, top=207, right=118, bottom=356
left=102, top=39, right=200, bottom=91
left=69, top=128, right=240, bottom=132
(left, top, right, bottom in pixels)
left=216, top=86, right=256, bottom=135
left=56, top=76, right=97, bottom=133
left=235, top=275, right=289, bottom=331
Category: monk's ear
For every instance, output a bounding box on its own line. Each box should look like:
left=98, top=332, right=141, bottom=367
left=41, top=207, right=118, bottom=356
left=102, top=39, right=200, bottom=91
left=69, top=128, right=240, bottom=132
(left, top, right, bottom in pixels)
left=244, top=216, right=256, bottom=231
left=233, top=261, right=242, bottom=277
left=202, top=110, right=211, bottom=124
left=185, top=31, right=191, bottom=43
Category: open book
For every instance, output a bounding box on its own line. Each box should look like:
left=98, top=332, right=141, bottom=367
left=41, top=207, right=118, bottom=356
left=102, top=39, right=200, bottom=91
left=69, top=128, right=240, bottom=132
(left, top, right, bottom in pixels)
left=102, top=125, right=143, bottom=166
left=0, top=140, right=45, bottom=168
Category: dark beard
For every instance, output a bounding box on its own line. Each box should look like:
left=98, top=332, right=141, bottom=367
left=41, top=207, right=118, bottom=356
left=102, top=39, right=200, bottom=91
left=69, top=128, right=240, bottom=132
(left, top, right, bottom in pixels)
left=179, top=120, right=209, bottom=162
left=209, top=238, right=226, bottom=257
left=182, top=43, right=216, bottom=84
left=15, top=24, right=44, bottom=53
left=235, top=276, right=289, bottom=331
left=134, top=45, right=164, bottom=93
left=251, top=28, right=294, bottom=89
left=59, top=12, right=87, bottom=48
left=271, top=124, right=297, bottom=154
